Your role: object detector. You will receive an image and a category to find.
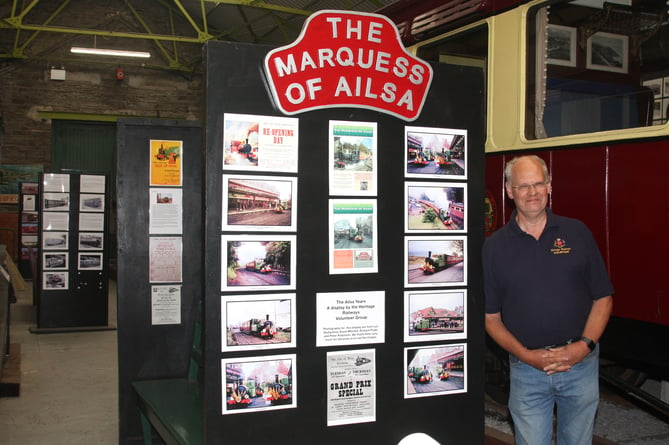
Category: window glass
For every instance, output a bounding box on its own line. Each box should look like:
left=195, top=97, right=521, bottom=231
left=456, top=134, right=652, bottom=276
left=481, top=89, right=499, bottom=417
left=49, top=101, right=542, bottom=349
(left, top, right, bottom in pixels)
left=527, top=0, right=669, bottom=139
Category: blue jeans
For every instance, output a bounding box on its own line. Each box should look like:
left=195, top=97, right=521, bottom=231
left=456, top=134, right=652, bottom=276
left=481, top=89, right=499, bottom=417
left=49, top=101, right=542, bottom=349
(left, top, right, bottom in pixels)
left=508, top=345, right=599, bottom=445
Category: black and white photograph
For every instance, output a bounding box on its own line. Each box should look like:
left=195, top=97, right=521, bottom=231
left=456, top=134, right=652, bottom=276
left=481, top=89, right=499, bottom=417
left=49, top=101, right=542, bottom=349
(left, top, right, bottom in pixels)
left=405, top=182, right=466, bottom=233
left=546, top=24, right=576, bottom=67
left=404, top=344, right=467, bottom=399
left=43, top=231, right=68, bottom=250
left=43, top=192, right=70, bottom=211
left=78, top=232, right=103, bottom=250
left=79, top=193, right=105, bottom=212
left=78, top=252, right=103, bottom=270
left=222, top=354, right=296, bottom=415
left=222, top=293, right=296, bottom=352
left=587, top=32, right=628, bottom=73
left=43, top=271, right=68, bottom=290
left=222, top=175, right=297, bottom=232
left=404, top=236, right=467, bottom=287
left=43, top=252, right=68, bottom=270
left=404, top=290, right=466, bottom=342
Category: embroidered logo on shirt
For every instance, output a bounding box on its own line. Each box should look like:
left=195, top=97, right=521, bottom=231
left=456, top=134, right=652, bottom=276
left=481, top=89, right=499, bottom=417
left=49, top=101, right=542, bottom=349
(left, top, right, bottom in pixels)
left=551, top=238, right=572, bottom=254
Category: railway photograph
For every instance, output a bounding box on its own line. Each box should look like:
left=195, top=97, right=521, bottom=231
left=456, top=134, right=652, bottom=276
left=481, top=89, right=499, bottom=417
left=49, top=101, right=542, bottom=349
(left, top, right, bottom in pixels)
left=223, top=236, right=294, bottom=291
left=223, top=175, right=295, bottom=231
left=223, top=116, right=260, bottom=168
left=405, top=237, right=466, bottom=287
left=405, top=182, right=466, bottom=232
left=405, top=290, right=466, bottom=342
left=405, top=344, right=466, bottom=398
left=223, top=295, right=294, bottom=352
left=223, top=354, right=295, bottom=414
left=405, top=127, right=466, bottom=178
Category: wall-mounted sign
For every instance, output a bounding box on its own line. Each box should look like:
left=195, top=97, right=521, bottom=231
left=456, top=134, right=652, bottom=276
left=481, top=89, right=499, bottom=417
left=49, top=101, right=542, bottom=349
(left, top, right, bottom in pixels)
left=264, top=10, right=433, bottom=121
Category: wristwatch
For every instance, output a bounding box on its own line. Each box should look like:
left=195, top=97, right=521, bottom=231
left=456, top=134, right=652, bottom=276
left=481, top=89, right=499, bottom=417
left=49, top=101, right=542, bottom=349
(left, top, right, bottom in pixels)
left=580, top=336, right=596, bottom=351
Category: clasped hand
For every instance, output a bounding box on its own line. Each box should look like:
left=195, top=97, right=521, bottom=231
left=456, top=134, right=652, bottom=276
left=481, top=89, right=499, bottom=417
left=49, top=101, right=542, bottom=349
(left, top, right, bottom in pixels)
left=524, top=342, right=590, bottom=375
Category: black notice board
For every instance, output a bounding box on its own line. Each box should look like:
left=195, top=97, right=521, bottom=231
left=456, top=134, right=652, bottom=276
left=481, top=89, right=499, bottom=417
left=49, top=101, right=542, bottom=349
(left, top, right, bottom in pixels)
left=116, top=118, right=202, bottom=443
left=204, top=41, right=486, bottom=444
left=35, top=172, right=110, bottom=330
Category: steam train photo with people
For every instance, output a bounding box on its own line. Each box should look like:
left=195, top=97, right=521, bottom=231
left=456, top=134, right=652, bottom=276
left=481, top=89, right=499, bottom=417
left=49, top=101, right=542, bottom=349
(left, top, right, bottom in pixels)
left=380, top=0, right=669, bottom=416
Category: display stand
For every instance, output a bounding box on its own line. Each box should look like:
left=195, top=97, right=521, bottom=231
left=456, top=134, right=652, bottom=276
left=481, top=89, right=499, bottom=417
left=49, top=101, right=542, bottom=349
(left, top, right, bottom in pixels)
left=18, top=181, right=39, bottom=281
left=116, top=118, right=202, bottom=444
left=32, top=172, right=112, bottom=332
left=201, top=40, right=486, bottom=444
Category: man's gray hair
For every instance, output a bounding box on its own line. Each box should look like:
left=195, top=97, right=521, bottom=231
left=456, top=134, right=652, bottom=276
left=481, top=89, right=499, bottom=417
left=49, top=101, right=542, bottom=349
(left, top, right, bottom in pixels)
left=504, top=155, right=550, bottom=184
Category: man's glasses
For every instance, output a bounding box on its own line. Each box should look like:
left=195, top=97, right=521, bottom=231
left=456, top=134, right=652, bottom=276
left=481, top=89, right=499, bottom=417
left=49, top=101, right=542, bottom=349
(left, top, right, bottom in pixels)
left=511, top=182, right=548, bottom=194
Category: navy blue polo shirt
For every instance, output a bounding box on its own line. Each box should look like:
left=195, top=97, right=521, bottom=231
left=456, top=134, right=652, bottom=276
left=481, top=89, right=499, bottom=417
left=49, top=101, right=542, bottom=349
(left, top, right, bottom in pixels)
left=483, top=209, right=614, bottom=349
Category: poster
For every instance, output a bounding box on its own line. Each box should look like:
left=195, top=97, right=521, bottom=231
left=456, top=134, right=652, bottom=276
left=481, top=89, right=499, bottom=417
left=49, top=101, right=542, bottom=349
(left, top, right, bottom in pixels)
left=316, top=291, right=384, bottom=347
left=149, top=188, right=183, bottom=234
left=223, top=113, right=299, bottom=173
left=80, top=174, right=106, bottom=193
left=150, top=139, right=183, bottom=186
left=42, top=173, right=70, bottom=192
left=149, top=236, right=183, bottom=283
left=326, top=349, right=376, bottom=427
left=328, top=120, right=377, bottom=196
left=151, top=285, right=182, bottom=325
left=328, top=199, right=378, bottom=274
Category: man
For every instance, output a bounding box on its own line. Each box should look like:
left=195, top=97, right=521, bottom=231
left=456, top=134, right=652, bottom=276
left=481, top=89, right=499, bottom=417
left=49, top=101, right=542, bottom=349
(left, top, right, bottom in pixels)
left=483, top=155, right=613, bottom=445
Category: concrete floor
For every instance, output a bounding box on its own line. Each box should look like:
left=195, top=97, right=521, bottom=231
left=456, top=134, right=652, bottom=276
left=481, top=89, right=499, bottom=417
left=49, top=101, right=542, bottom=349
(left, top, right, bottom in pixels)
left=0, top=281, right=118, bottom=445
left=1, top=280, right=668, bottom=445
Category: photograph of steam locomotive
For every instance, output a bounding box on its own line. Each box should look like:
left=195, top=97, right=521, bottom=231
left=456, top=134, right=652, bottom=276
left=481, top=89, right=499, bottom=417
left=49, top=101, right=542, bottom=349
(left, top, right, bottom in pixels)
left=405, top=126, right=467, bottom=179
left=405, top=344, right=467, bottom=398
left=222, top=293, right=295, bottom=352
left=405, top=182, right=466, bottom=233
left=222, top=235, right=295, bottom=292
left=222, top=175, right=297, bottom=232
left=404, top=237, right=466, bottom=287
left=404, top=290, right=466, bottom=342
left=222, top=354, right=296, bottom=415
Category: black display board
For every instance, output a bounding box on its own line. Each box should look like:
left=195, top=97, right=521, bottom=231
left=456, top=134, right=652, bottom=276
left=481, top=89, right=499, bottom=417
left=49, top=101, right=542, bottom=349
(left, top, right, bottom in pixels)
left=34, top=172, right=110, bottom=331
left=18, top=181, right=39, bottom=280
left=203, top=41, right=486, bottom=444
left=116, top=118, right=202, bottom=443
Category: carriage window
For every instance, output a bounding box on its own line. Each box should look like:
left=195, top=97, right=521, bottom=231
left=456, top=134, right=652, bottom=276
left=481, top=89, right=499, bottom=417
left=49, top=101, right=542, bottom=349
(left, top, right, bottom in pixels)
left=526, top=0, right=669, bottom=139
left=416, top=26, right=488, bottom=73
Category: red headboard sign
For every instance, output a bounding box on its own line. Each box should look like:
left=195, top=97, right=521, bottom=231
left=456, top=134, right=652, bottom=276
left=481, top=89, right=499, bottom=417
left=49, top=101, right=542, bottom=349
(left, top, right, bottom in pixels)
left=264, top=10, right=433, bottom=121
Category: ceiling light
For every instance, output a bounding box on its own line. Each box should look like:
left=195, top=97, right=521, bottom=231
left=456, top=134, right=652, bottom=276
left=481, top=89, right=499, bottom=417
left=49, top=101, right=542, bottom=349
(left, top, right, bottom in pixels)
left=70, top=47, right=151, bottom=58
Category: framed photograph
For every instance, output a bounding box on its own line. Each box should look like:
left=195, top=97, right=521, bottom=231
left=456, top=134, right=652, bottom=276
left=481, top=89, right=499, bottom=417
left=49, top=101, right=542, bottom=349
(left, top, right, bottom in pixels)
left=586, top=32, right=628, bottom=73
left=404, top=289, right=467, bottom=342
left=404, top=236, right=467, bottom=287
left=405, top=182, right=467, bottom=233
left=43, top=271, right=68, bottom=290
left=642, top=78, right=663, bottom=98
left=78, top=232, right=103, bottom=250
left=43, top=231, right=68, bottom=250
left=78, top=252, right=103, bottom=270
left=42, top=212, right=69, bottom=231
left=222, top=293, right=296, bottom=352
left=43, top=192, right=70, bottom=211
left=43, top=252, right=68, bottom=270
left=222, top=235, right=296, bottom=292
left=79, top=194, right=105, bottom=212
left=79, top=213, right=104, bottom=231
left=405, top=126, right=467, bottom=179
left=546, top=24, right=577, bottom=67
left=404, top=344, right=467, bottom=398
left=222, top=175, right=297, bottom=232
left=42, top=173, right=70, bottom=193
left=222, top=354, right=296, bottom=415
left=80, top=174, right=106, bottom=193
